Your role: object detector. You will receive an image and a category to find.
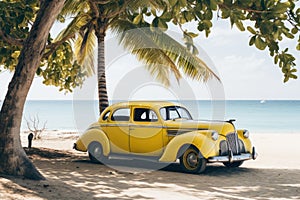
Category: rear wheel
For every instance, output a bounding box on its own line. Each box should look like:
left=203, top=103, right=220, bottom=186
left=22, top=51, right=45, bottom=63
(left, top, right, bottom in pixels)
left=223, top=161, right=244, bottom=168
left=88, top=142, right=107, bottom=164
left=179, top=146, right=207, bottom=174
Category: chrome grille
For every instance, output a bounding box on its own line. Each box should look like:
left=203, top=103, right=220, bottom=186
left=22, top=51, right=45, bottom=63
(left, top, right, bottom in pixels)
left=226, top=133, right=240, bottom=155
left=219, top=140, right=228, bottom=156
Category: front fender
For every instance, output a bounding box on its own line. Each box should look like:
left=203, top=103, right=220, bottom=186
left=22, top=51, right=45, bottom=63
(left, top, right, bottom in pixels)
left=75, top=127, right=110, bottom=156
left=159, top=131, right=219, bottom=162
left=237, top=129, right=253, bottom=153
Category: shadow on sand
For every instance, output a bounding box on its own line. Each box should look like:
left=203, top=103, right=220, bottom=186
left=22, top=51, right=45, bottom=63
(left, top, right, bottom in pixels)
left=1, top=148, right=299, bottom=199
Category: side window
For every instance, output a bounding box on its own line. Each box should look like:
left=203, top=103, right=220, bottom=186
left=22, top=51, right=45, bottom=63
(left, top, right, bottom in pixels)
left=111, top=108, right=130, bottom=121
left=177, top=107, right=192, bottom=119
left=169, top=108, right=179, bottom=119
left=102, top=111, right=110, bottom=121
left=149, top=110, right=158, bottom=121
left=134, top=108, right=158, bottom=122
left=160, top=108, right=167, bottom=120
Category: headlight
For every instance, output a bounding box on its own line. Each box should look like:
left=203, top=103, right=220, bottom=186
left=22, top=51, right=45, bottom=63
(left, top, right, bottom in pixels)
left=211, top=131, right=219, bottom=141
left=243, top=130, right=250, bottom=138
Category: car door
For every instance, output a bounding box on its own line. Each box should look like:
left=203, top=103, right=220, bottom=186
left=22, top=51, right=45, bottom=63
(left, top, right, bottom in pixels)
left=105, top=107, right=130, bottom=154
left=129, top=107, right=164, bottom=156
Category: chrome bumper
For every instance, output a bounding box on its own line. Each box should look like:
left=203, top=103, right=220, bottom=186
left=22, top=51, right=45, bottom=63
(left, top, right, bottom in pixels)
left=208, top=147, right=258, bottom=163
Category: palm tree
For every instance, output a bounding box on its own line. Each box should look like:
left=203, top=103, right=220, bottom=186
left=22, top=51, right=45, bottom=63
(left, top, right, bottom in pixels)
left=57, top=0, right=219, bottom=114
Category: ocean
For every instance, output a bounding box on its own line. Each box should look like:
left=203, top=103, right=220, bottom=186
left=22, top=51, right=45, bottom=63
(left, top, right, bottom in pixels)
left=1, top=100, right=300, bottom=133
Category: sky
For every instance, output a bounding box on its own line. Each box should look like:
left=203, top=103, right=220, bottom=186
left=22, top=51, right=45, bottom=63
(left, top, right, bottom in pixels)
left=0, top=16, right=300, bottom=101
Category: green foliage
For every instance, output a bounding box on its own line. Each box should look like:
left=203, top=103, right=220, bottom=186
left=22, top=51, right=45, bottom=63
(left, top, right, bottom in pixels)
left=217, top=0, right=299, bottom=81
left=119, top=0, right=299, bottom=82
left=164, top=0, right=300, bottom=81
left=228, top=0, right=300, bottom=81
left=41, top=42, right=87, bottom=92
left=0, top=0, right=37, bottom=70
left=59, top=0, right=220, bottom=86
left=1, top=0, right=300, bottom=88
left=0, top=0, right=88, bottom=92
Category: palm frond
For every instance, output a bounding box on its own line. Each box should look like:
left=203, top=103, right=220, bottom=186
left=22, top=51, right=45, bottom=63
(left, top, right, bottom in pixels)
left=74, top=28, right=96, bottom=75
left=111, top=20, right=182, bottom=86
left=55, top=13, right=91, bottom=42
left=54, top=11, right=95, bottom=76
left=111, top=20, right=220, bottom=86
left=153, top=31, right=220, bottom=82
left=61, top=0, right=89, bottom=17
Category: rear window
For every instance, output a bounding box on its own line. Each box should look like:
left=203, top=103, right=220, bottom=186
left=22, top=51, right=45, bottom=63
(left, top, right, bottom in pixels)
left=111, top=108, right=130, bottom=121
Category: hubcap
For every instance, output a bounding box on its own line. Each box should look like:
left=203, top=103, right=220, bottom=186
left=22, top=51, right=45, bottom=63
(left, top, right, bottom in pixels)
left=93, top=146, right=102, bottom=159
left=186, top=151, right=198, bottom=168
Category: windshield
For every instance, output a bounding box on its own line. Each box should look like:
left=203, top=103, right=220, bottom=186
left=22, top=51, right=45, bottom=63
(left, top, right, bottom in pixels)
left=160, top=106, right=192, bottom=120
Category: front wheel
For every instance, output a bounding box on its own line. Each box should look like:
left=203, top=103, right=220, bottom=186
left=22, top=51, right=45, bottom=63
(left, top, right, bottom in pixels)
left=223, top=161, right=244, bottom=168
left=88, top=142, right=107, bottom=164
left=179, top=147, right=207, bottom=174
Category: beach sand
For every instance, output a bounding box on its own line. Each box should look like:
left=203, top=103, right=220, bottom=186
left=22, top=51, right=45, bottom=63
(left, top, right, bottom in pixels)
left=1, top=131, right=300, bottom=200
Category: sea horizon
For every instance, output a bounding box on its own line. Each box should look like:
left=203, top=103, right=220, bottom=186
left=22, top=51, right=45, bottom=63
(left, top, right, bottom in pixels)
left=1, top=100, right=300, bottom=133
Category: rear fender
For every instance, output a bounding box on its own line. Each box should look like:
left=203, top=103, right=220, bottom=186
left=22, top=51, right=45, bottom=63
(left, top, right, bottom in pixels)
left=159, top=131, right=219, bottom=162
left=76, top=128, right=110, bottom=156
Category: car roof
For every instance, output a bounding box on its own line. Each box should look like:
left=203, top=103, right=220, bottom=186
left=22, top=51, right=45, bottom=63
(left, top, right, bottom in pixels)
left=111, top=101, right=185, bottom=108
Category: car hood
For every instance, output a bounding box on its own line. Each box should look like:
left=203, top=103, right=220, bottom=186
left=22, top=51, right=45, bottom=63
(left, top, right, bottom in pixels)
left=163, top=119, right=235, bottom=134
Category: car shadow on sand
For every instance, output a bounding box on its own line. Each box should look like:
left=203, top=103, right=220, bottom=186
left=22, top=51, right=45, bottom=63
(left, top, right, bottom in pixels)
left=71, top=156, right=300, bottom=199
left=74, top=156, right=252, bottom=175
left=1, top=148, right=300, bottom=200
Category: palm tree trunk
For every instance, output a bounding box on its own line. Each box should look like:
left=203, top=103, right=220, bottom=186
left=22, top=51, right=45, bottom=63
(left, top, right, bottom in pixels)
left=0, top=0, right=65, bottom=180
left=97, top=32, right=109, bottom=114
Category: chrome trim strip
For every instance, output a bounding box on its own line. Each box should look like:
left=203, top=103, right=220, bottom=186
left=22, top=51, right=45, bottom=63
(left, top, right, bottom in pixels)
left=89, top=124, right=209, bottom=131
left=167, top=129, right=212, bottom=137
left=165, top=127, right=207, bottom=130
left=130, top=124, right=163, bottom=129
left=101, top=124, right=130, bottom=128
left=101, top=124, right=163, bottom=129
left=167, top=128, right=209, bottom=136
left=208, top=153, right=253, bottom=163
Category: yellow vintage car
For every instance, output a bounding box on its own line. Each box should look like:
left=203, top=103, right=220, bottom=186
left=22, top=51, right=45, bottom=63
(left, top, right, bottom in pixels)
left=74, top=101, right=257, bottom=173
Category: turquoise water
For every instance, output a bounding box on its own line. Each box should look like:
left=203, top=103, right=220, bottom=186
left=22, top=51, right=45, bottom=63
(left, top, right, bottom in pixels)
left=177, top=100, right=300, bottom=133
left=1, top=100, right=300, bottom=133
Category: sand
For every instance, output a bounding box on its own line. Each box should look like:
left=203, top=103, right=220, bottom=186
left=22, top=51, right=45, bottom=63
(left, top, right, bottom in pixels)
left=1, top=131, right=300, bottom=200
